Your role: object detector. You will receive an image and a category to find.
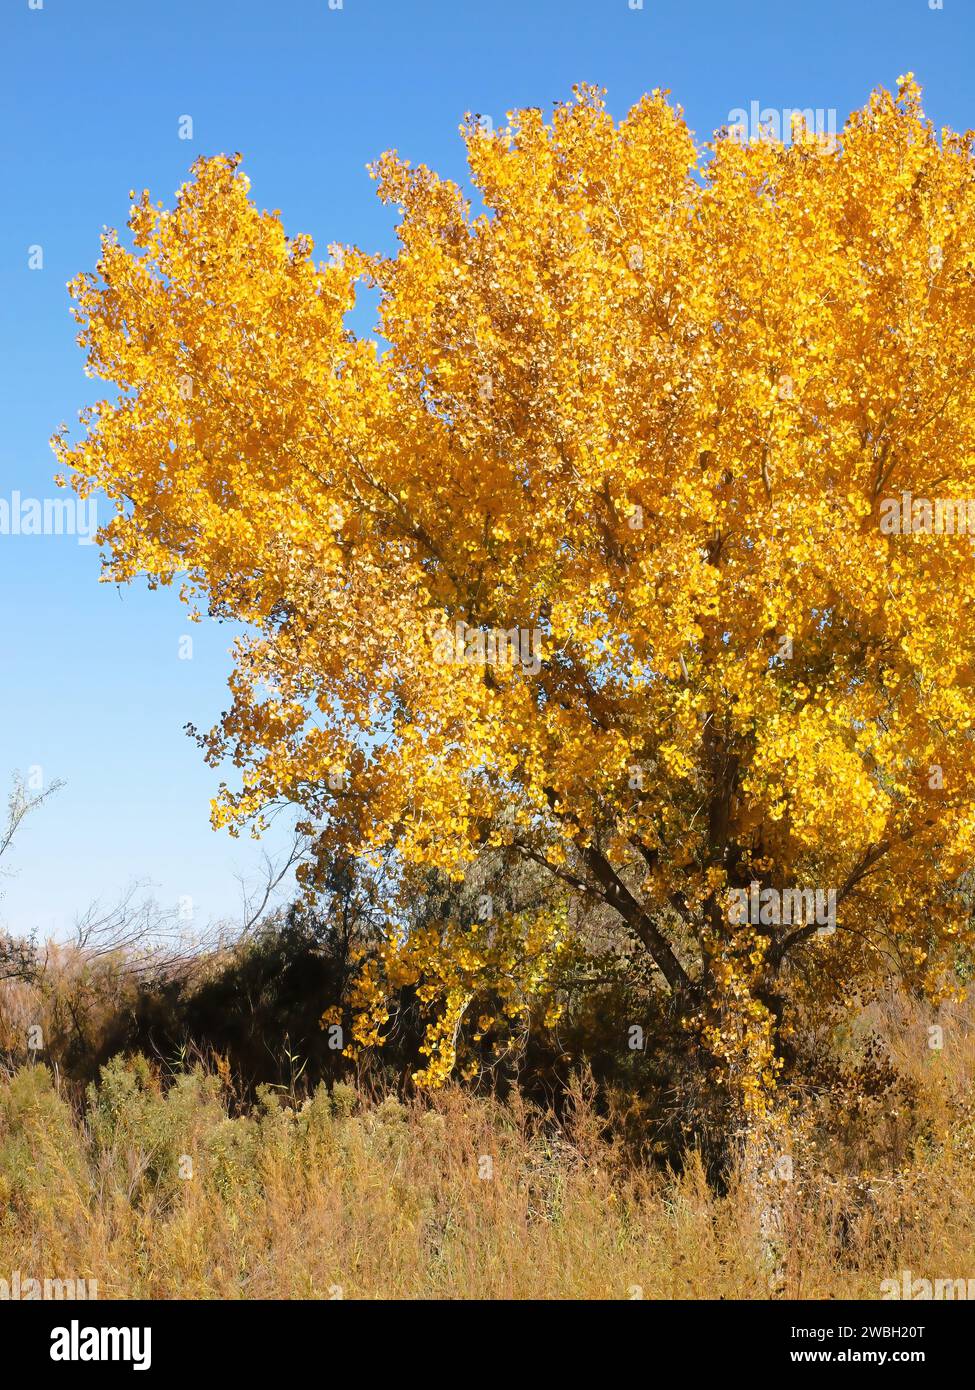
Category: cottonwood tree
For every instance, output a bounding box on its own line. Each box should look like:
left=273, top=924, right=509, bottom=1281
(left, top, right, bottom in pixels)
left=55, top=77, right=975, bottom=1113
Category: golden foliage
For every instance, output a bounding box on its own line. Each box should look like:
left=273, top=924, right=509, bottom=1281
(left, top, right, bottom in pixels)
left=54, top=78, right=975, bottom=1102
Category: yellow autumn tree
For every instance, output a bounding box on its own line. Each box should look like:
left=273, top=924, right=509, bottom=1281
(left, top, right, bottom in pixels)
left=55, top=77, right=975, bottom=1112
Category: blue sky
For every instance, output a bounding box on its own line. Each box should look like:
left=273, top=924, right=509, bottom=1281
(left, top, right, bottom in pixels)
left=0, top=0, right=970, bottom=941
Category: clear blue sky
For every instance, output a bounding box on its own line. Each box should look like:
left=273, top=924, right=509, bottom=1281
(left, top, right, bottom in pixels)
left=0, top=0, right=970, bottom=941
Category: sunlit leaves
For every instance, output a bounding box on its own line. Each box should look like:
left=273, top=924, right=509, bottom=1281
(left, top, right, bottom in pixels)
left=56, top=79, right=975, bottom=1102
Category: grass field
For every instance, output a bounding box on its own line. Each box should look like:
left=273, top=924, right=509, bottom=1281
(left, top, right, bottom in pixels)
left=2, top=986, right=974, bottom=1300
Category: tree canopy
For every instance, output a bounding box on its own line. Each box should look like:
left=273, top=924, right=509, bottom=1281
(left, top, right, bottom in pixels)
left=55, top=77, right=975, bottom=1107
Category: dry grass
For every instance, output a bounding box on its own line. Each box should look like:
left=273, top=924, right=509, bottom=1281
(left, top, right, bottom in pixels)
left=2, top=988, right=974, bottom=1299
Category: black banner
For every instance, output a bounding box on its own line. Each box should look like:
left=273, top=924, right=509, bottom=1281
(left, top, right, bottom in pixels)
left=5, top=1298, right=969, bottom=1376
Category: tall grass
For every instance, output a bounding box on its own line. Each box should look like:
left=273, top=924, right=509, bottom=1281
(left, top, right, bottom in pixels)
left=1, top=1024, right=973, bottom=1300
